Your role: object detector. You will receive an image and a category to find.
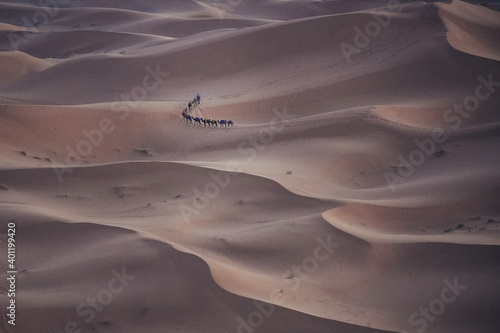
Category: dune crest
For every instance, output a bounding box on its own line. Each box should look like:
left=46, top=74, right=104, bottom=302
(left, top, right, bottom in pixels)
left=437, top=0, right=500, bottom=61
left=0, top=51, right=53, bottom=88
left=1, top=1, right=499, bottom=332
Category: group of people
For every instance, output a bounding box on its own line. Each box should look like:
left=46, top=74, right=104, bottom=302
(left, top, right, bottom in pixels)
left=181, top=94, right=234, bottom=128
left=187, top=94, right=201, bottom=111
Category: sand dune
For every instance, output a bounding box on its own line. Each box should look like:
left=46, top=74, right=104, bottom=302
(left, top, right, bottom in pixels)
left=0, top=51, right=53, bottom=88
left=438, top=0, right=500, bottom=61
left=1, top=1, right=499, bottom=332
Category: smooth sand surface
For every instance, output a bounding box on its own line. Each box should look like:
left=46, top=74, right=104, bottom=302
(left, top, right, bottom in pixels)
left=0, top=1, right=499, bottom=332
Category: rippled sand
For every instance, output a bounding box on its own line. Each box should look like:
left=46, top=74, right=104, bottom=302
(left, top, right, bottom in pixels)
left=1, top=1, right=499, bottom=332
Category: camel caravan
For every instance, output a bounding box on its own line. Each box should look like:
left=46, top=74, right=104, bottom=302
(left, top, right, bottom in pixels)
left=182, top=94, right=234, bottom=128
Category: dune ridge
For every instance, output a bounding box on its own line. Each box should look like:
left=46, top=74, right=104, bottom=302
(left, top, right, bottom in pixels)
left=1, top=1, right=499, bottom=332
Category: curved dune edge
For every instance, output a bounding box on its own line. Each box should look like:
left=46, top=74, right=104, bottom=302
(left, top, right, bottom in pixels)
left=1, top=159, right=499, bottom=332
left=322, top=203, right=500, bottom=246
left=0, top=51, right=53, bottom=88
left=11, top=221, right=394, bottom=333
left=437, top=0, right=500, bottom=61
left=0, top=21, right=30, bottom=32
left=0, top=1, right=499, bottom=332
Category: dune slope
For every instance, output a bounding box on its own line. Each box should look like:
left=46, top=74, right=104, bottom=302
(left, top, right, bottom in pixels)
left=0, top=1, right=499, bottom=332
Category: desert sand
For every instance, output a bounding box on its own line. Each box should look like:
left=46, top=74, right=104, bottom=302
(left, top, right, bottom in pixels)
left=0, top=1, right=499, bottom=332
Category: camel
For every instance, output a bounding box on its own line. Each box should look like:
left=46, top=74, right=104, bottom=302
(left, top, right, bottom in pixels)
left=184, top=113, right=192, bottom=123
left=181, top=96, right=233, bottom=129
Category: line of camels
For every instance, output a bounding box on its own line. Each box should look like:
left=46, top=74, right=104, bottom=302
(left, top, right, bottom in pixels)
left=182, top=94, right=234, bottom=128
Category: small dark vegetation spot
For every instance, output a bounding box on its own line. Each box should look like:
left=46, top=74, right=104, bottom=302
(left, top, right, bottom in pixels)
left=134, top=148, right=153, bottom=156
